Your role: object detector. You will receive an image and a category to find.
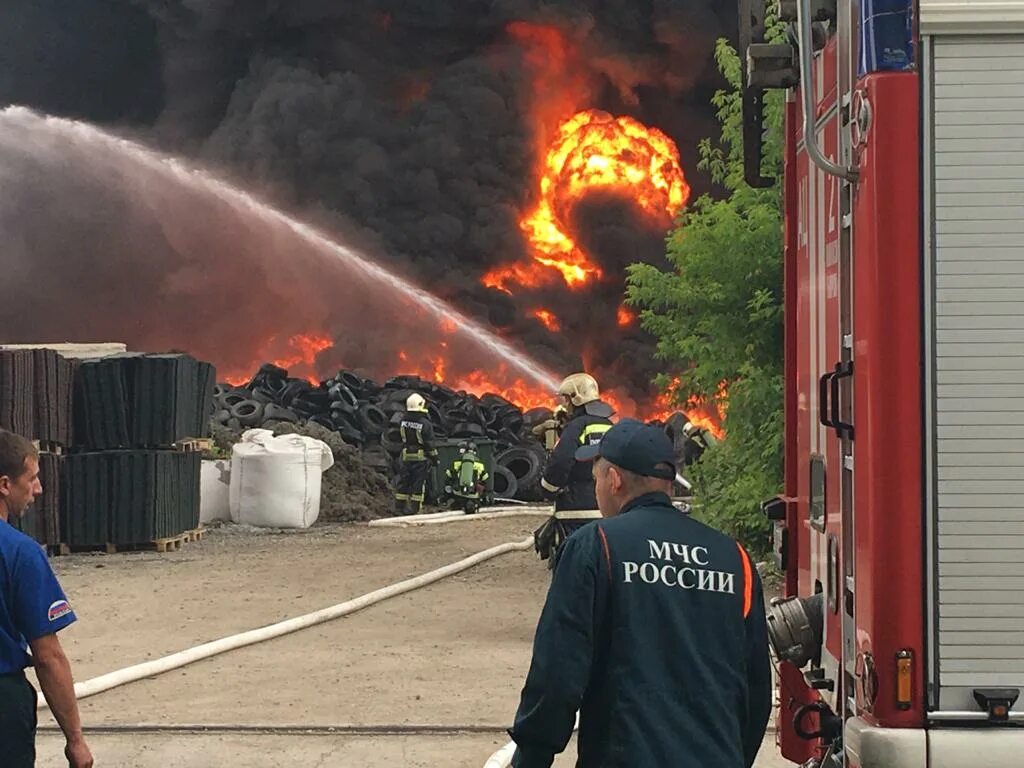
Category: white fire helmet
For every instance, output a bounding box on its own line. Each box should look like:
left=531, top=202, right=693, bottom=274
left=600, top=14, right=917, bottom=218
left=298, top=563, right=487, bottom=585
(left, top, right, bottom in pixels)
left=557, top=373, right=600, bottom=407
left=406, top=393, right=428, bottom=413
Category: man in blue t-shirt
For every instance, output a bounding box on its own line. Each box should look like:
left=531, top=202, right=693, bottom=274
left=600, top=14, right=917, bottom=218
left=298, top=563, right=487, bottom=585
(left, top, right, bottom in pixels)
left=0, top=430, right=92, bottom=767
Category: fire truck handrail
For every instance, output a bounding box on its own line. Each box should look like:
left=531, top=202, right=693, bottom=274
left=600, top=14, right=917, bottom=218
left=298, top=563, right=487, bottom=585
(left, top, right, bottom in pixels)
left=796, top=0, right=858, bottom=182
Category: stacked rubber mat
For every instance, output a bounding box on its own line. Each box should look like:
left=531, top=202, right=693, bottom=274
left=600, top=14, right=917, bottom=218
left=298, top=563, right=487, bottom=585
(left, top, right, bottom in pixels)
left=0, top=348, right=75, bottom=445
left=32, top=348, right=75, bottom=447
left=2, top=349, right=213, bottom=552
left=60, top=352, right=213, bottom=550
left=63, top=451, right=201, bottom=549
left=74, top=354, right=215, bottom=449
left=1, top=348, right=74, bottom=549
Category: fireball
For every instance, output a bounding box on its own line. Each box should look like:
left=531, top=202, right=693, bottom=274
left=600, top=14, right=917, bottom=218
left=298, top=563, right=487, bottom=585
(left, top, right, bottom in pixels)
left=483, top=109, right=690, bottom=292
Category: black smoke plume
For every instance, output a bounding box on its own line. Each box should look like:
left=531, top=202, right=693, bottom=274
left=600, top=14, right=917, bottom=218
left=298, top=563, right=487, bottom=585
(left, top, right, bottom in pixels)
left=0, top=0, right=735, bottom=408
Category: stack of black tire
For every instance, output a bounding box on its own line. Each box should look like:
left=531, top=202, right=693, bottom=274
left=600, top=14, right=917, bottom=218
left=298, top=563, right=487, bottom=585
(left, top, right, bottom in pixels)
left=59, top=353, right=214, bottom=551
left=212, top=365, right=555, bottom=502
left=0, top=348, right=76, bottom=547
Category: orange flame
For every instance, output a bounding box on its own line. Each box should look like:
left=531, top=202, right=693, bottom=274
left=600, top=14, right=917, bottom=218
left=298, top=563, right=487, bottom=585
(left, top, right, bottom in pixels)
left=617, top=304, right=636, bottom=326
left=395, top=351, right=553, bottom=409
left=646, top=378, right=728, bottom=440
left=482, top=262, right=551, bottom=294
left=532, top=308, right=561, bottom=332
left=431, top=356, right=446, bottom=384
left=455, top=369, right=554, bottom=410
left=483, top=109, right=690, bottom=293
left=223, top=333, right=333, bottom=386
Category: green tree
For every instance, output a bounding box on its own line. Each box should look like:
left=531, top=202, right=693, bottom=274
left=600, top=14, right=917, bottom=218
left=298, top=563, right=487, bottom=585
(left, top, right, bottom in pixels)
left=626, top=34, right=785, bottom=554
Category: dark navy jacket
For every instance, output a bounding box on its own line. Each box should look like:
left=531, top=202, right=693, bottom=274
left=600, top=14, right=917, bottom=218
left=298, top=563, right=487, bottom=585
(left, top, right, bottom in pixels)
left=510, top=492, right=772, bottom=768
left=541, top=404, right=613, bottom=511
left=399, top=411, right=436, bottom=462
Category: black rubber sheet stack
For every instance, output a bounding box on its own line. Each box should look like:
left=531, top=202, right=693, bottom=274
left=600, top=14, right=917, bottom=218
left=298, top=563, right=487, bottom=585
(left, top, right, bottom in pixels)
left=74, top=353, right=216, bottom=449
left=63, top=450, right=201, bottom=548
left=73, top=357, right=130, bottom=449
left=0, top=349, right=76, bottom=447
left=31, top=349, right=74, bottom=447
left=16, top=452, right=63, bottom=547
left=0, top=350, right=35, bottom=438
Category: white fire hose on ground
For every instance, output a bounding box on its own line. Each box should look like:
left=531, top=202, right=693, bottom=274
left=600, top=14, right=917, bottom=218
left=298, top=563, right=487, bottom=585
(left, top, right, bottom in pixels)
left=41, top=535, right=535, bottom=710
left=483, top=713, right=580, bottom=768
left=369, top=507, right=554, bottom=527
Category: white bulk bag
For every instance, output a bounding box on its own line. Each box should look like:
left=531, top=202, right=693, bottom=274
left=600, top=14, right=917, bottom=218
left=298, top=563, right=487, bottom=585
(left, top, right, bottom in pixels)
left=200, top=458, right=232, bottom=524
left=229, top=429, right=334, bottom=529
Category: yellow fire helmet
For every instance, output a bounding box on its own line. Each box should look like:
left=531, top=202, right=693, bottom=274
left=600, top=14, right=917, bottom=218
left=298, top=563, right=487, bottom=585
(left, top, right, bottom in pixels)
left=406, top=393, right=428, bottom=413
left=556, top=373, right=600, bottom=407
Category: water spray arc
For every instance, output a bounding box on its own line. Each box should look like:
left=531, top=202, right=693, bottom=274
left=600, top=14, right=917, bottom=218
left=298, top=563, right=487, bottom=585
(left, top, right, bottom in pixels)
left=0, top=106, right=561, bottom=393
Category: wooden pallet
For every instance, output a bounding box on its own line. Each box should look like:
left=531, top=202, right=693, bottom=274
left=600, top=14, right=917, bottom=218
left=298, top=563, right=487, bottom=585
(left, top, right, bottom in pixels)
left=31, top=440, right=64, bottom=455
left=174, top=438, right=213, bottom=453
left=184, top=526, right=206, bottom=543
left=53, top=533, right=188, bottom=555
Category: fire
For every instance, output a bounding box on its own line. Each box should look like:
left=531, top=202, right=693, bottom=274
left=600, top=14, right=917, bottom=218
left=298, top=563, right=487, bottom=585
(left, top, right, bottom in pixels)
left=646, top=378, right=728, bottom=440
left=281, top=333, right=333, bottom=366
left=431, top=355, right=446, bottom=384
left=455, top=369, right=555, bottom=410
left=223, top=333, right=333, bottom=386
left=224, top=335, right=726, bottom=441
left=617, top=304, right=636, bottom=326
left=532, top=308, right=561, bottom=332
left=483, top=109, right=690, bottom=294
left=482, top=262, right=550, bottom=294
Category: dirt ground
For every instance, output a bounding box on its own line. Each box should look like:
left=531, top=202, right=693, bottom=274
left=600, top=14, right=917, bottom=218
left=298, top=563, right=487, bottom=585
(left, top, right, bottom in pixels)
left=33, top=517, right=795, bottom=767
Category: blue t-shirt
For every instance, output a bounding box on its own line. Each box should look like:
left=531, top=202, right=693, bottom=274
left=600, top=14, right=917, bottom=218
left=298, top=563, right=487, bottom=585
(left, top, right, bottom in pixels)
left=0, top=519, right=77, bottom=674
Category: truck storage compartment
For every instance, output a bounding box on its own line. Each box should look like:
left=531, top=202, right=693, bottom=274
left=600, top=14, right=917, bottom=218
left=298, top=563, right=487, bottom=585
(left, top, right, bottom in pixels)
left=925, top=32, right=1024, bottom=715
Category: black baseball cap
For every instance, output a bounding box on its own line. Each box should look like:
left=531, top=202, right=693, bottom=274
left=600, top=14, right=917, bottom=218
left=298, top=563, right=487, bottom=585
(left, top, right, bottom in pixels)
left=575, top=419, right=676, bottom=480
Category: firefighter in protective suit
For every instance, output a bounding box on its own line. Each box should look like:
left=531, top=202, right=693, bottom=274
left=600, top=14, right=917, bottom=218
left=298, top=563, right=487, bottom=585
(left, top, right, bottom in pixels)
left=394, top=393, right=437, bottom=515
left=534, top=373, right=615, bottom=567
left=443, top=441, right=491, bottom=514
left=681, top=419, right=718, bottom=466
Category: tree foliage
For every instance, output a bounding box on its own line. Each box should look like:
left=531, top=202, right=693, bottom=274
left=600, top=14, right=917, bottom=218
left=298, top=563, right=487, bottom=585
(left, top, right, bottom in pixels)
left=626, top=35, right=785, bottom=554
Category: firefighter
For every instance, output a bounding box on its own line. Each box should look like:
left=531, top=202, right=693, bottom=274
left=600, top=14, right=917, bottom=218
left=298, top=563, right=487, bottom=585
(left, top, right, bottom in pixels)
left=534, top=373, right=615, bottom=566
left=681, top=420, right=718, bottom=466
left=508, top=420, right=772, bottom=768
left=443, top=440, right=490, bottom=514
left=394, top=393, right=437, bottom=515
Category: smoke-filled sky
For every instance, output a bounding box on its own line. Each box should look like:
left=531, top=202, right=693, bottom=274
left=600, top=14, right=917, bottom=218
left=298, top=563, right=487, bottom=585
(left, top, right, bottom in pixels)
left=0, top=0, right=736, bottom=405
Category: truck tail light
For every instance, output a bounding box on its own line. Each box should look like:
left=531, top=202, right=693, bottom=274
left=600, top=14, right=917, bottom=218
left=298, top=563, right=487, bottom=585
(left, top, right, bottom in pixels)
left=896, top=649, right=913, bottom=709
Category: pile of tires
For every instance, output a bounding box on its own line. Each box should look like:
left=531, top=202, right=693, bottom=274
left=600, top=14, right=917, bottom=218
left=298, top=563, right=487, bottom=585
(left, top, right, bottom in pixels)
left=210, top=364, right=555, bottom=502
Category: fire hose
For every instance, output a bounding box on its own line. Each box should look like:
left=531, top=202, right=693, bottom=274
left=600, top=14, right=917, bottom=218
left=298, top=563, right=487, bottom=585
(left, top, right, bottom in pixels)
left=482, top=713, right=580, bottom=768
left=369, top=507, right=554, bottom=527
left=39, top=535, right=535, bottom=710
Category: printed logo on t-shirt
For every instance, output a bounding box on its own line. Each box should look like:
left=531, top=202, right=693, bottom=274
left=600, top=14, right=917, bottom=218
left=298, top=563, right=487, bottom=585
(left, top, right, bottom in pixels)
left=48, top=600, right=72, bottom=622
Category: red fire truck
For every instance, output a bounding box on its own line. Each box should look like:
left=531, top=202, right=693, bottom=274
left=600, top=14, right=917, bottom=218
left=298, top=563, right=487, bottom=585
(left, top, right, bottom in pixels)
left=740, top=1, right=1024, bottom=765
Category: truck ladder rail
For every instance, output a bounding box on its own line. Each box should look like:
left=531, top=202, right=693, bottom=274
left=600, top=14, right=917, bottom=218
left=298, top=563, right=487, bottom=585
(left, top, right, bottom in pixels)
left=796, top=0, right=857, bottom=181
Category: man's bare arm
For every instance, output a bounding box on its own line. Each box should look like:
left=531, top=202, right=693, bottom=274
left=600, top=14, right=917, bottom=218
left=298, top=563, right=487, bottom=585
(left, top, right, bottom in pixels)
left=29, top=633, right=92, bottom=766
